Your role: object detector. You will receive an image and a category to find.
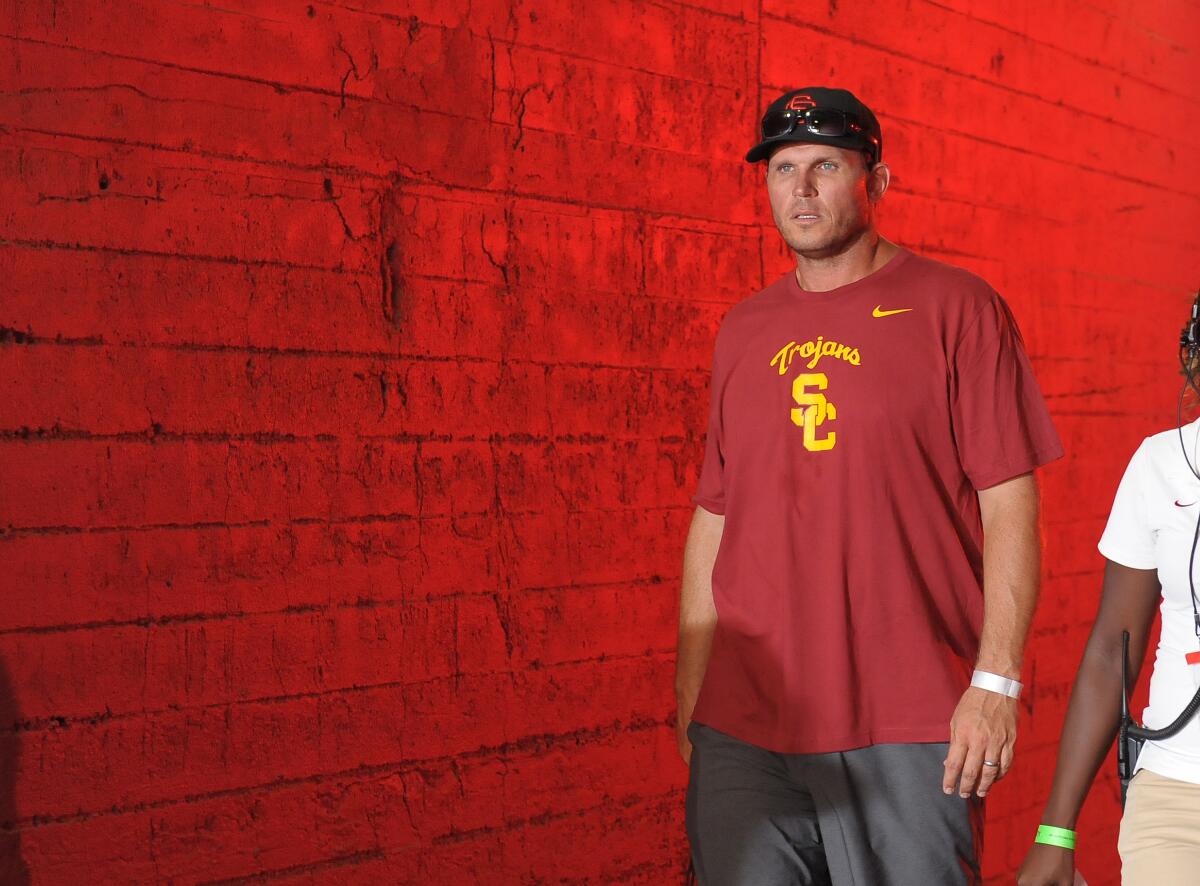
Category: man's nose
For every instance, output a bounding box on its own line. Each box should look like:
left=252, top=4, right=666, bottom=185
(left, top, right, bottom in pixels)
left=791, top=174, right=817, bottom=197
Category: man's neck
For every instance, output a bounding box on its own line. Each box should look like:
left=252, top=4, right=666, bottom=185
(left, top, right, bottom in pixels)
left=793, top=232, right=899, bottom=293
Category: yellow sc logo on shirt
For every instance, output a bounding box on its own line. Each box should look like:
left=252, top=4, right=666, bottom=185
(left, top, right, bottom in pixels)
left=791, top=373, right=836, bottom=452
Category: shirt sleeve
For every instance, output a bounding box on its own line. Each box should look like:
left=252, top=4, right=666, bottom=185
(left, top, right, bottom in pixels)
left=692, top=343, right=726, bottom=515
left=1098, top=440, right=1157, bottom=570
left=949, top=292, right=1064, bottom=489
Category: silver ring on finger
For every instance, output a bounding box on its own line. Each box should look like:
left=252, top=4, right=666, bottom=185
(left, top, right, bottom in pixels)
left=982, top=760, right=1000, bottom=767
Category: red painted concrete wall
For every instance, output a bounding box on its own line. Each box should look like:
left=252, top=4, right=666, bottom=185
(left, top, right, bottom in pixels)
left=1, top=1, right=1197, bottom=883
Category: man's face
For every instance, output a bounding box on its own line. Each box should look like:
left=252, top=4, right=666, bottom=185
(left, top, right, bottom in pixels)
left=764, top=142, right=886, bottom=259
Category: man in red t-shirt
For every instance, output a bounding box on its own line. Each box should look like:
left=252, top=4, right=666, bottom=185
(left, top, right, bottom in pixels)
left=675, top=87, right=1063, bottom=885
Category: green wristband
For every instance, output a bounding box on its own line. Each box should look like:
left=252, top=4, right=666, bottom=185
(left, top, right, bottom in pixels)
left=1034, top=824, right=1077, bottom=850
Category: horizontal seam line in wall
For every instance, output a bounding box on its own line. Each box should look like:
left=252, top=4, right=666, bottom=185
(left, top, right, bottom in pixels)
left=0, top=236, right=373, bottom=274
left=9, top=650, right=675, bottom=735
left=896, top=242, right=993, bottom=263
left=0, top=575, right=681, bottom=636
left=5, top=716, right=667, bottom=829
left=397, top=272, right=749, bottom=305
left=0, top=260, right=747, bottom=306
left=1033, top=355, right=1162, bottom=365
left=0, top=430, right=695, bottom=446
left=644, top=0, right=752, bottom=23
left=198, top=849, right=387, bottom=886
left=0, top=175, right=759, bottom=243
left=151, top=4, right=290, bottom=25
left=0, top=334, right=715, bottom=373
left=0, top=33, right=352, bottom=103
left=384, top=270, right=749, bottom=299
left=761, top=10, right=1200, bottom=132
left=0, top=175, right=762, bottom=241
left=0, top=600, right=373, bottom=636
left=872, top=241, right=1180, bottom=295
left=0, top=29, right=745, bottom=109
left=0, top=504, right=693, bottom=539
left=1018, top=265, right=1189, bottom=290
left=1042, top=408, right=1154, bottom=417
left=887, top=184, right=1069, bottom=225
left=1, top=117, right=383, bottom=180
left=0, top=121, right=384, bottom=183
left=426, top=789, right=684, bottom=846
left=0, top=429, right=342, bottom=443
left=332, top=0, right=751, bottom=29
left=921, top=0, right=1195, bottom=99
left=893, top=242, right=1200, bottom=293
left=1043, top=385, right=1131, bottom=398
left=890, top=237, right=1199, bottom=286
left=0, top=513, right=425, bottom=539
left=589, top=860, right=691, bottom=885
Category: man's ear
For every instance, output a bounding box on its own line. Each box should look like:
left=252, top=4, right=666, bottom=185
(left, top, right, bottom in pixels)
left=867, top=162, right=890, bottom=203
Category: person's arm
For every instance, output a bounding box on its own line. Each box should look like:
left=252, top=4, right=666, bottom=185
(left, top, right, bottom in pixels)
left=943, top=472, right=1041, bottom=798
left=675, top=505, right=724, bottom=764
left=1016, top=561, right=1160, bottom=885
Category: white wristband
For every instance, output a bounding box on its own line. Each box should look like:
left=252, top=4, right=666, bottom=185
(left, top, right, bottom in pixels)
left=970, top=669, right=1022, bottom=699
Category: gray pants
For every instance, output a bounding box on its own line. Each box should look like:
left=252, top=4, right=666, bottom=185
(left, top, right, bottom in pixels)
left=685, top=723, right=983, bottom=886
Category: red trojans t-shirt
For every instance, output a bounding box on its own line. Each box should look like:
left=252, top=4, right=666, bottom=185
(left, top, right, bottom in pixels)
left=691, top=248, right=1063, bottom=754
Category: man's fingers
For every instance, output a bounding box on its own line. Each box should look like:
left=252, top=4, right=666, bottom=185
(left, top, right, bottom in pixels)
left=999, top=740, right=1016, bottom=779
left=975, top=746, right=1003, bottom=797
left=677, top=735, right=692, bottom=765
left=676, top=719, right=693, bottom=766
left=956, top=739, right=986, bottom=798
left=942, top=735, right=967, bottom=794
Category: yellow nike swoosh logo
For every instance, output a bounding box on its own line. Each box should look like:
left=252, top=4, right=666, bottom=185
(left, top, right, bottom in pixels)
left=872, top=306, right=914, bottom=318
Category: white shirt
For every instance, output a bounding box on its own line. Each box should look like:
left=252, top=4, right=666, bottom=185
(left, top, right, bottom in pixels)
left=1099, top=420, right=1200, bottom=785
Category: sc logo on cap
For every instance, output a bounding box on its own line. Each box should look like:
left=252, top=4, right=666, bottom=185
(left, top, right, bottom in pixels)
left=786, top=94, right=816, bottom=111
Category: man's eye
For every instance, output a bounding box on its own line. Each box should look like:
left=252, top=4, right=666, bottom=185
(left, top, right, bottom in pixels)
left=776, top=164, right=794, bottom=173
left=818, top=162, right=837, bottom=170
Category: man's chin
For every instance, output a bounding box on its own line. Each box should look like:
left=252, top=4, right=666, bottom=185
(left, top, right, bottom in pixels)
left=780, top=225, right=869, bottom=260
left=781, top=233, right=840, bottom=259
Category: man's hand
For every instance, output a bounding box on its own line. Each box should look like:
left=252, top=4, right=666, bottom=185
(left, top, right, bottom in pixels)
left=675, top=507, right=723, bottom=768
left=951, top=473, right=1037, bottom=797
left=676, top=711, right=693, bottom=765
left=1017, top=844, right=1086, bottom=886
left=942, top=686, right=1017, bottom=797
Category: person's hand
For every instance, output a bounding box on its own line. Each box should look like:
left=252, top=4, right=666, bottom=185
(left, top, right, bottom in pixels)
left=676, top=713, right=693, bottom=765
left=942, top=686, right=1017, bottom=797
left=1017, top=843, right=1086, bottom=885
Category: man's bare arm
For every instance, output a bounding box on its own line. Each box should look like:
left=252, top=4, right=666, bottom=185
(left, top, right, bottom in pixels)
left=943, top=471, right=1041, bottom=798
left=675, top=506, right=724, bottom=764
left=975, top=472, right=1042, bottom=678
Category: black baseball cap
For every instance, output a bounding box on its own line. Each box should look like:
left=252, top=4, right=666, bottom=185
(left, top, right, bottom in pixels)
left=746, top=87, right=882, bottom=165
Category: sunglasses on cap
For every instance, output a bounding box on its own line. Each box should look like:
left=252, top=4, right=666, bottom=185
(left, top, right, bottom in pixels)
left=760, top=107, right=878, bottom=163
